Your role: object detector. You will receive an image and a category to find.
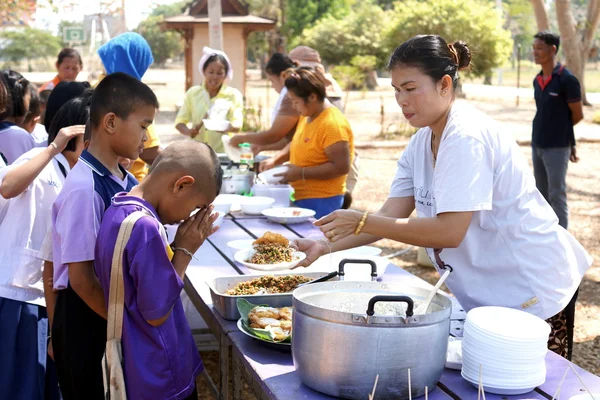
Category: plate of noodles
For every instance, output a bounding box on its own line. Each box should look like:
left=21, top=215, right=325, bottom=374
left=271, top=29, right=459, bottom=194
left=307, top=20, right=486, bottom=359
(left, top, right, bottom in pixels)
left=234, top=232, right=306, bottom=271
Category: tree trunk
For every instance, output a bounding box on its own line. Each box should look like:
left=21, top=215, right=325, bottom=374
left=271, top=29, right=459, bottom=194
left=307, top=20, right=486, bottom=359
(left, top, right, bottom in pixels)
left=530, top=0, right=550, bottom=31
left=555, top=0, right=588, bottom=105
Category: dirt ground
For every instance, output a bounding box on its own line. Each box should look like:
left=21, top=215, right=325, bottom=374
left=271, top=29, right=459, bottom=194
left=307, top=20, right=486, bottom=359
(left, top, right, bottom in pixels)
left=145, top=71, right=599, bottom=396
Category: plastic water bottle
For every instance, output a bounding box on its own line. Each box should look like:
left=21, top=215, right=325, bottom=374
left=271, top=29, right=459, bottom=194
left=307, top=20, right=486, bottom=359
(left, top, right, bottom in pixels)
left=239, top=143, right=254, bottom=171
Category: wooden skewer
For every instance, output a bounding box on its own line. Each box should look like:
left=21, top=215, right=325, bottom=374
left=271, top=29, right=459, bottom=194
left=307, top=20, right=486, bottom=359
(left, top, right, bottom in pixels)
left=408, top=369, right=412, bottom=400
left=369, top=374, right=379, bottom=400
left=569, top=364, right=597, bottom=400
left=552, top=366, right=571, bottom=400
left=425, top=386, right=428, bottom=400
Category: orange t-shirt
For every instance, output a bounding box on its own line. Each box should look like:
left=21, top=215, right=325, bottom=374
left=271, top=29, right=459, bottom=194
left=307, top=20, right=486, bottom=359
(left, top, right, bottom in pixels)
left=290, top=106, right=354, bottom=200
left=39, top=76, right=61, bottom=92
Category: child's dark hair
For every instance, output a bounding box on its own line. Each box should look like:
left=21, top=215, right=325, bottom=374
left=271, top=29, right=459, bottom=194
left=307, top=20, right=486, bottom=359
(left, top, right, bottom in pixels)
left=203, top=54, right=229, bottom=75
left=0, top=75, right=9, bottom=116
left=388, top=35, right=471, bottom=89
left=90, top=72, right=159, bottom=129
left=57, top=48, right=83, bottom=67
left=266, top=53, right=297, bottom=76
left=284, top=67, right=326, bottom=103
left=534, top=31, right=560, bottom=51
left=47, top=90, right=93, bottom=152
left=0, top=70, right=30, bottom=120
left=39, top=90, right=51, bottom=105
left=207, top=144, right=223, bottom=196
left=23, top=84, right=41, bottom=125
left=44, top=81, right=91, bottom=128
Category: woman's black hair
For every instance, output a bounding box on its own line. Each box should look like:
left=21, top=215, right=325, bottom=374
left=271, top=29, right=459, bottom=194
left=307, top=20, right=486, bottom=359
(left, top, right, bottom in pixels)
left=43, top=81, right=91, bottom=128
left=23, top=84, right=41, bottom=125
left=0, top=70, right=30, bottom=120
left=47, top=90, right=93, bottom=152
left=265, top=53, right=297, bottom=76
left=284, top=66, right=327, bottom=103
left=203, top=54, right=229, bottom=75
left=388, top=35, right=471, bottom=89
left=0, top=75, right=9, bottom=117
left=57, top=48, right=83, bottom=67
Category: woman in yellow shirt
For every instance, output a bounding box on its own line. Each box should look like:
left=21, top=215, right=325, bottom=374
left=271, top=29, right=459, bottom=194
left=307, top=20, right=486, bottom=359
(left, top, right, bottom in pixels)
left=269, top=67, right=354, bottom=218
left=175, top=47, right=243, bottom=153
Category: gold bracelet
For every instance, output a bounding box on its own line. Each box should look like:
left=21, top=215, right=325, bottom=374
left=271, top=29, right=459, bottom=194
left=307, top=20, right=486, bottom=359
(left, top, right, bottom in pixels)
left=354, top=211, right=369, bottom=235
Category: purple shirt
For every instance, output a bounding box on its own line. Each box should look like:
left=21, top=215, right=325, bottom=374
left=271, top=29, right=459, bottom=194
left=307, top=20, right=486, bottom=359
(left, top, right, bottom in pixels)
left=94, top=194, right=202, bottom=400
left=51, top=150, right=137, bottom=290
left=0, top=122, right=35, bottom=164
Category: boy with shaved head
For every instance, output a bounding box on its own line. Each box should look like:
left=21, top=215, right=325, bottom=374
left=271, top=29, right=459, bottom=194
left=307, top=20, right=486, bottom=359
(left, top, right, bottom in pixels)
left=94, top=140, right=223, bottom=400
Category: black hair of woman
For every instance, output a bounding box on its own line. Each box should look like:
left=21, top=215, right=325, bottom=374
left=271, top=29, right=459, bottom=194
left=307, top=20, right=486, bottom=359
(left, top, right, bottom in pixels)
left=203, top=53, right=229, bottom=75
left=388, top=35, right=471, bottom=89
left=284, top=66, right=327, bottom=103
left=0, top=70, right=30, bottom=121
left=47, top=90, right=93, bottom=152
left=266, top=53, right=297, bottom=76
left=0, top=75, right=9, bottom=116
left=57, top=47, right=83, bottom=67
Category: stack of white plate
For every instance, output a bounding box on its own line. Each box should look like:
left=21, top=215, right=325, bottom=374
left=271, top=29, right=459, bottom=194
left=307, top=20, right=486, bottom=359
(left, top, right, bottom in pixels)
left=461, top=306, right=550, bottom=395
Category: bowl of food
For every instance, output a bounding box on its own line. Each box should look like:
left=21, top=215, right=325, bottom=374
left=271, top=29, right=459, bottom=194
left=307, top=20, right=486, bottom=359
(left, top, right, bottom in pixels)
left=203, top=119, right=230, bottom=132
left=234, top=232, right=306, bottom=271
left=257, top=165, right=289, bottom=184
left=261, top=207, right=316, bottom=224
left=240, top=196, right=275, bottom=215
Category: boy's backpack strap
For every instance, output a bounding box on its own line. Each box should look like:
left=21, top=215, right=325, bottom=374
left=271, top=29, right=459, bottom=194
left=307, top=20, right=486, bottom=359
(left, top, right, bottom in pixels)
left=106, top=210, right=153, bottom=341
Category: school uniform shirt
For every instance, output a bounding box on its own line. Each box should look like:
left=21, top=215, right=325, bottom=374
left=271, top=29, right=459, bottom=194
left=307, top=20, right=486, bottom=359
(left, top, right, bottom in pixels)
left=390, top=102, right=592, bottom=320
left=174, top=82, right=244, bottom=153
left=0, top=148, right=70, bottom=305
left=32, top=124, right=49, bottom=148
left=290, top=106, right=354, bottom=201
left=50, top=150, right=137, bottom=290
left=0, top=122, right=36, bottom=164
left=95, top=195, right=201, bottom=400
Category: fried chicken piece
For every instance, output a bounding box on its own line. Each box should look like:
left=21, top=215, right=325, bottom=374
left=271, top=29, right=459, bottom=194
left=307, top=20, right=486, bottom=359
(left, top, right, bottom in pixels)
left=253, top=231, right=289, bottom=247
left=268, top=326, right=291, bottom=341
left=279, top=319, right=292, bottom=331
left=249, top=306, right=280, bottom=320
left=249, top=317, right=281, bottom=329
left=279, top=307, right=292, bottom=321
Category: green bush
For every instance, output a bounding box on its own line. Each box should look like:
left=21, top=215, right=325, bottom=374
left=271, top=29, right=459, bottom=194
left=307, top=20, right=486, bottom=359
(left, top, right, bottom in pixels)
left=385, top=0, right=513, bottom=78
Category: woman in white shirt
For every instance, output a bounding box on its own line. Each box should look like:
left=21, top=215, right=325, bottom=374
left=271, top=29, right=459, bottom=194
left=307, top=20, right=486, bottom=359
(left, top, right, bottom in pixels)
left=293, top=35, right=592, bottom=360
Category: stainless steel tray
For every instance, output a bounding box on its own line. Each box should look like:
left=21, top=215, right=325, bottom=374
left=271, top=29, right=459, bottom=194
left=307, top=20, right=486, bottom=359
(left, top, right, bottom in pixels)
left=207, top=272, right=333, bottom=320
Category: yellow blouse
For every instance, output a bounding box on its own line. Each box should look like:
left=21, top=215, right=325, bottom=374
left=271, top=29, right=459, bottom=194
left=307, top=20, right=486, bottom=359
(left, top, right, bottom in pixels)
left=175, top=83, right=244, bottom=153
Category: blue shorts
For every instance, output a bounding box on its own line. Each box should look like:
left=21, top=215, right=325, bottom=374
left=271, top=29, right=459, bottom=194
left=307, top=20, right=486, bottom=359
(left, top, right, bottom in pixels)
left=294, top=195, right=344, bottom=219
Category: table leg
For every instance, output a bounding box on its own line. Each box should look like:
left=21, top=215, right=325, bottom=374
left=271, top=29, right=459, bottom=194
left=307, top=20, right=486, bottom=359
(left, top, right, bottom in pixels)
left=219, top=333, right=231, bottom=400
left=232, top=349, right=242, bottom=400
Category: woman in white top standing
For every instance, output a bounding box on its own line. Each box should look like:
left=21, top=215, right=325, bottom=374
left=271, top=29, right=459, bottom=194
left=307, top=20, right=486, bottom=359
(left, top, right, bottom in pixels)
left=293, top=35, right=592, bottom=360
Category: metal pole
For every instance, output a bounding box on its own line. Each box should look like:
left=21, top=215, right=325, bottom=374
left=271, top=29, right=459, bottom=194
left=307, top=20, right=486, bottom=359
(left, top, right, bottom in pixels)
left=516, top=44, right=521, bottom=107
left=208, top=0, right=224, bottom=50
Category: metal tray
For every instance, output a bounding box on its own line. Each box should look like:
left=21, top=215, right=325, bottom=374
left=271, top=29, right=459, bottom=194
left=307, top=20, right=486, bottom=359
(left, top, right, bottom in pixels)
left=207, top=272, right=332, bottom=320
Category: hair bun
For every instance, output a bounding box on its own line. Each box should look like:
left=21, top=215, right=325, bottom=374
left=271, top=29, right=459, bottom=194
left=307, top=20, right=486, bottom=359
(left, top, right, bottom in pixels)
left=452, top=41, right=471, bottom=70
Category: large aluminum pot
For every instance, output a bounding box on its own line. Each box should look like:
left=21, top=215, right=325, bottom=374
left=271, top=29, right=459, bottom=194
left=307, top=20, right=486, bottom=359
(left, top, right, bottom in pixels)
left=292, top=281, right=452, bottom=400
left=220, top=169, right=254, bottom=194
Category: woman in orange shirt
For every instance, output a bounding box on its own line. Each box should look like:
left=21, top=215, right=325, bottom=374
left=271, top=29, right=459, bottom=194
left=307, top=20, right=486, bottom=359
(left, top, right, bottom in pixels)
left=268, top=67, right=354, bottom=218
left=39, top=48, right=83, bottom=92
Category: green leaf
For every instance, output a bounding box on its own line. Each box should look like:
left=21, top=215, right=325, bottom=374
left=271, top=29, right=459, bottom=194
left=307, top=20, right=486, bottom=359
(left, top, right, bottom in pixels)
left=236, top=298, right=292, bottom=343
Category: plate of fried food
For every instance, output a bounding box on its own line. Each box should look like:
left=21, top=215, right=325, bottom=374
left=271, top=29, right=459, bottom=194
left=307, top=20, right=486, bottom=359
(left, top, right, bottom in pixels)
left=237, top=298, right=292, bottom=350
left=234, top=232, right=306, bottom=271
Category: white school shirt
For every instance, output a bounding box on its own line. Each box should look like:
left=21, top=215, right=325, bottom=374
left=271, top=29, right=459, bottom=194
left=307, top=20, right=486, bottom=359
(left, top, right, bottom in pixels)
left=389, top=103, right=592, bottom=320
left=0, top=123, right=36, bottom=164
left=0, top=147, right=71, bottom=305
left=271, top=87, right=288, bottom=125
left=32, top=123, right=49, bottom=147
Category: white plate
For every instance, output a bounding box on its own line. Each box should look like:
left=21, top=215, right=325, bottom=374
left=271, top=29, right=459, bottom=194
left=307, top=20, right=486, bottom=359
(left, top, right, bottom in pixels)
left=204, top=119, right=230, bottom=132
left=234, top=248, right=306, bottom=271
left=461, top=371, right=540, bottom=396
left=221, top=135, right=241, bottom=162
left=466, top=306, right=550, bottom=340
left=257, top=166, right=289, bottom=184
left=445, top=337, right=462, bottom=370
left=236, top=319, right=291, bottom=349
left=262, top=207, right=316, bottom=224
left=214, top=194, right=243, bottom=212
left=240, top=196, right=275, bottom=215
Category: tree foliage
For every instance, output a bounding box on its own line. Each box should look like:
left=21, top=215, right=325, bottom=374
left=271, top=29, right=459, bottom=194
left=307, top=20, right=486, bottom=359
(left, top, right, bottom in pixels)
left=282, top=0, right=351, bottom=39
left=0, top=28, right=62, bottom=69
left=135, top=2, right=186, bottom=67
left=296, top=1, right=392, bottom=68
left=385, top=0, right=513, bottom=77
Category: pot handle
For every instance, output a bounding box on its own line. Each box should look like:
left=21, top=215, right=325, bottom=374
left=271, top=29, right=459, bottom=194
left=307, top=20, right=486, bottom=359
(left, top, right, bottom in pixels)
left=338, top=259, right=377, bottom=281
left=366, top=295, right=414, bottom=317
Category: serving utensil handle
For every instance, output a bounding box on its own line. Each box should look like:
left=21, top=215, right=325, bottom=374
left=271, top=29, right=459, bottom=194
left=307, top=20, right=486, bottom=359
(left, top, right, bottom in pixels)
left=338, top=259, right=377, bottom=281
left=366, top=295, right=414, bottom=317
